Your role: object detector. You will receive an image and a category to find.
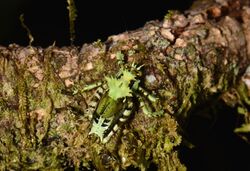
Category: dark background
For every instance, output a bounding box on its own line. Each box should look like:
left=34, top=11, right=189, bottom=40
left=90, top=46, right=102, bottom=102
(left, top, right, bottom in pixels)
left=0, top=0, right=192, bottom=47
left=0, top=0, right=250, bottom=170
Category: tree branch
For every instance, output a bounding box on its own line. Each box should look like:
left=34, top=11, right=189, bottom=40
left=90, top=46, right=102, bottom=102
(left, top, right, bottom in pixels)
left=1, top=0, right=250, bottom=170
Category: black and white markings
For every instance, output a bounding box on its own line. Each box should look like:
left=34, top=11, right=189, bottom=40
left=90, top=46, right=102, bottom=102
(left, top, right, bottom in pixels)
left=102, top=99, right=134, bottom=143
left=85, top=86, right=106, bottom=119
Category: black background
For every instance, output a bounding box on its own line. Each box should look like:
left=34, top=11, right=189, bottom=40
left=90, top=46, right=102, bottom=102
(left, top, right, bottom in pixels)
left=0, top=0, right=192, bottom=47
left=0, top=0, right=250, bottom=171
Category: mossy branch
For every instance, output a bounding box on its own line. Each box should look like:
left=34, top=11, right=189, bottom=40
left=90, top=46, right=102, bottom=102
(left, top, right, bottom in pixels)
left=1, top=0, right=250, bottom=170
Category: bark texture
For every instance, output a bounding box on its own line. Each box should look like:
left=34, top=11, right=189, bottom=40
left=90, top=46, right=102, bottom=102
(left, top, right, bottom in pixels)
left=1, top=0, right=250, bottom=170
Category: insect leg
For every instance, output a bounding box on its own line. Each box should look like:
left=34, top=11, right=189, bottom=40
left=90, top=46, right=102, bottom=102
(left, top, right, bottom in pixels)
left=85, top=85, right=106, bottom=119
left=82, top=81, right=103, bottom=92
left=136, top=92, right=164, bottom=117
left=138, top=86, right=158, bottom=102
left=102, top=99, right=134, bottom=143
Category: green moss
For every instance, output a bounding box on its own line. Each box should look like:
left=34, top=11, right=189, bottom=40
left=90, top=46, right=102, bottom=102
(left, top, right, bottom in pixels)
left=94, top=59, right=105, bottom=73
left=164, top=10, right=174, bottom=20
left=116, top=51, right=125, bottom=64
left=19, top=14, right=34, bottom=45
left=67, top=0, right=77, bottom=45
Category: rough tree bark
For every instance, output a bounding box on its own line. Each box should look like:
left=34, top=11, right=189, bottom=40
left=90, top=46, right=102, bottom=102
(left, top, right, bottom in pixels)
left=1, top=0, right=250, bottom=170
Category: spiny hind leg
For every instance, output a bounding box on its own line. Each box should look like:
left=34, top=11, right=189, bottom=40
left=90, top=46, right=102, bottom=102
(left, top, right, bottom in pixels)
left=102, top=99, right=134, bottom=143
